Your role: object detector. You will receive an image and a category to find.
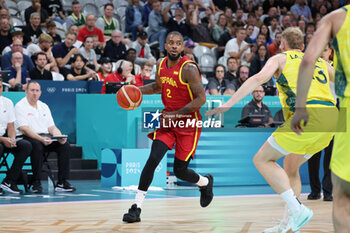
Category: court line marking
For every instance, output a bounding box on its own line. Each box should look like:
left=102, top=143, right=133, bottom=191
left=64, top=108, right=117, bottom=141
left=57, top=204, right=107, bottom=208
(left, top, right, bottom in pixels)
left=0, top=193, right=311, bottom=207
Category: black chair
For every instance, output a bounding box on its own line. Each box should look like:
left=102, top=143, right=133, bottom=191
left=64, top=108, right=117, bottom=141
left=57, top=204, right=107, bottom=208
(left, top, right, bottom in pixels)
left=26, top=152, right=55, bottom=191
left=0, top=152, right=29, bottom=192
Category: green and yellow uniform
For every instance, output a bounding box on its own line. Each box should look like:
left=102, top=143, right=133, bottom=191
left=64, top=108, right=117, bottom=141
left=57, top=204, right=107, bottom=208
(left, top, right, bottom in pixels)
left=101, top=16, right=116, bottom=36
left=71, top=13, right=86, bottom=29
left=272, top=50, right=338, bottom=155
left=331, top=5, right=350, bottom=182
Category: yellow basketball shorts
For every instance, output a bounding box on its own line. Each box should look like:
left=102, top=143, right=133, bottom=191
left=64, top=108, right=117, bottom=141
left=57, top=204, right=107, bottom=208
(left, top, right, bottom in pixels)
left=331, top=97, right=350, bottom=182
left=271, top=104, right=338, bottom=156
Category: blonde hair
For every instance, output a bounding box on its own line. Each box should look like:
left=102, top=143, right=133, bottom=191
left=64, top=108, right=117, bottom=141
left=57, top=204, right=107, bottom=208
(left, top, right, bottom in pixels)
left=38, top=34, right=53, bottom=44
left=281, top=27, right=304, bottom=50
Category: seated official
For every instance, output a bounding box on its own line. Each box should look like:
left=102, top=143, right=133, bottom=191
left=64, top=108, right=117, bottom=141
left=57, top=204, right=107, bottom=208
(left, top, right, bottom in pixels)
left=5, top=52, right=30, bottom=91
left=207, top=65, right=235, bottom=95
left=231, top=65, right=250, bottom=91
left=101, top=60, right=136, bottom=94
left=15, top=81, right=76, bottom=193
left=241, top=85, right=273, bottom=127
left=134, top=61, right=152, bottom=87
left=0, top=78, right=32, bottom=195
left=64, top=54, right=98, bottom=81
left=96, top=57, right=113, bottom=82
left=29, top=52, right=53, bottom=81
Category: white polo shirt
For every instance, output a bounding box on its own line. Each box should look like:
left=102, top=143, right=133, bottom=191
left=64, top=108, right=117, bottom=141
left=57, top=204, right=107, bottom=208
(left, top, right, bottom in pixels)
left=224, top=38, right=251, bottom=66
left=0, top=96, right=16, bottom=137
left=15, top=97, right=55, bottom=135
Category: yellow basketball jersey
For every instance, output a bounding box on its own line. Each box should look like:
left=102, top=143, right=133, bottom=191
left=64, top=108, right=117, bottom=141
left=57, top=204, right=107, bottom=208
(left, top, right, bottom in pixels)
left=333, top=5, right=350, bottom=98
left=276, top=50, right=336, bottom=119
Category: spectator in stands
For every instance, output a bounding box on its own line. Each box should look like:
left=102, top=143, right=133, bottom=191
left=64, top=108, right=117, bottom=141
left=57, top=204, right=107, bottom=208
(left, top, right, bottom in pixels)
left=1, top=39, right=34, bottom=71
left=207, top=64, right=235, bottom=95
left=15, top=81, right=76, bottom=193
left=246, top=13, right=260, bottom=39
left=245, top=24, right=255, bottom=44
left=125, top=48, right=141, bottom=75
left=304, top=32, right=313, bottom=50
left=24, top=0, right=49, bottom=27
left=281, top=15, right=293, bottom=30
left=217, top=21, right=239, bottom=58
left=91, top=34, right=102, bottom=61
left=162, top=0, right=190, bottom=39
left=253, top=5, right=264, bottom=28
left=126, top=0, right=146, bottom=41
left=79, top=36, right=99, bottom=71
left=0, top=78, right=32, bottom=195
left=224, top=57, right=238, bottom=81
left=27, top=34, right=59, bottom=73
left=291, top=0, right=313, bottom=23
left=183, top=39, right=197, bottom=63
left=263, top=6, right=278, bottom=26
left=143, top=0, right=153, bottom=26
left=96, top=3, right=120, bottom=41
left=29, top=52, right=53, bottom=80
left=2, top=32, right=26, bottom=56
left=47, top=21, right=62, bottom=45
left=67, top=25, right=81, bottom=48
left=268, top=16, right=281, bottom=41
left=65, top=54, right=97, bottom=81
left=223, top=6, right=234, bottom=26
left=249, top=44, right=269, bottom=76
left=224, top=27, right=254, bottom=66
left=23, top=12, right=43, bottom=45
left=101, top=60, right=136, bottom=94
left=212, top=13, right=229, bottom=43
left=130, top=31, right=156, bottom=66
left=305, top=22, right=315, bottom=36
left=232, top=65, right=249, bottom=91
left=235, top=8, right=246, bottom=25
left=5, top=52, right=30, bottom=90
left=52, top=32, right=78, bottom=69
left=134, top=61, right=152, bottom=87
left=298, top=18, right=307, bottom=35
left=66, top=0, right=85, bottom=29
left=268, top=31, right=281, bottom=57
left=258, top=24, right=272, bottom=45
left=241, top=85, right=273, bottom=127
left=188, top=5, right=216, bottom=43
left=103, top=30, right=127, bottom=62
left=77, top=15, right=104, bottom=47
left=256, top=33, right=267, bottom=46
left=148, top=0, right=167, bottom=58
left=0, top=18, right=11, bottom=59
left=96, top=57, right=112, bottom=82
left=41, top=0, right=66, bottom=25
left=0, top=8, right=14, bottom=33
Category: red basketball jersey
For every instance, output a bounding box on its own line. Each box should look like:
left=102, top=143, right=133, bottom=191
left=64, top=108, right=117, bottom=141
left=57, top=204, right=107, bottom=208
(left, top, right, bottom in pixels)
left=158, top=56, right=201, bottom=118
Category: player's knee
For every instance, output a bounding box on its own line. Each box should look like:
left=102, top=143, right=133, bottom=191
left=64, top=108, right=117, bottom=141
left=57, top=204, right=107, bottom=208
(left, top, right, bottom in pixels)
left=173, top=166, right=186, bottom=180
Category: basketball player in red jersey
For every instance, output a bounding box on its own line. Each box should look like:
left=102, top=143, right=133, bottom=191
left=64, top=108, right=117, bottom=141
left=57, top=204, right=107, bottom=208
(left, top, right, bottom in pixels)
left=123, top=31, right=214, bottom=223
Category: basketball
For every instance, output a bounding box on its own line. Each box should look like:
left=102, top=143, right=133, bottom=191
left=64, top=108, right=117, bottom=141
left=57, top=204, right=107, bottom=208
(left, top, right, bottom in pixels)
left=116, top=85, right=143, bottom=110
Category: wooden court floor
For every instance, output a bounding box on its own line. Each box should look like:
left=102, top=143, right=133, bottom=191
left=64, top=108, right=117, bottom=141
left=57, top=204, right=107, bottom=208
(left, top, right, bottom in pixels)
left=0, top=194, right=334, bottom=233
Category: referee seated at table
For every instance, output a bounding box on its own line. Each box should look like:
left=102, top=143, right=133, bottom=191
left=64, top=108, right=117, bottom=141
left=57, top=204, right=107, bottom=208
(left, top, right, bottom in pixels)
left=241, top=85, right=274, bottom=127
left=14, top=81, right=76, bottom=193
left=0, top=78, right=32, bottom=195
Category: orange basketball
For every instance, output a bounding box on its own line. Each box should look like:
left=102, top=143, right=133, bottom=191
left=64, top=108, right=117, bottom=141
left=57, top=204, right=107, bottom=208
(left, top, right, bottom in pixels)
left=116, top=85, right=143, bottom=110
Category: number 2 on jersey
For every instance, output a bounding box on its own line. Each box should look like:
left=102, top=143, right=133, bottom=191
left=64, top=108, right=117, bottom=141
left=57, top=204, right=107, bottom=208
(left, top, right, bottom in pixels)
left=166, top=89, right=172, bottom=98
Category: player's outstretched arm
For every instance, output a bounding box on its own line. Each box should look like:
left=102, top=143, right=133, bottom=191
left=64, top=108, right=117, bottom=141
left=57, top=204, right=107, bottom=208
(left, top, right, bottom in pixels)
left=139, top=63, right=162, bottom=95
left=291, top=10, right=341, bottom=134
left=205, top=55, right=280, bottom=117
left=165, top=63, right=206, bottom=116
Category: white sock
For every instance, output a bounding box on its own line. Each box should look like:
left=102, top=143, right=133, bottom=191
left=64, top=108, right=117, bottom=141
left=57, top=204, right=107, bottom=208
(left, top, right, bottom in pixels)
left=281, top=205, right=289, bottom=225
left=280, top=189, right=301, bottom=213
left=196, top=175, right=209, bottom=187
left=135, top=190, right=147, bottom=208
